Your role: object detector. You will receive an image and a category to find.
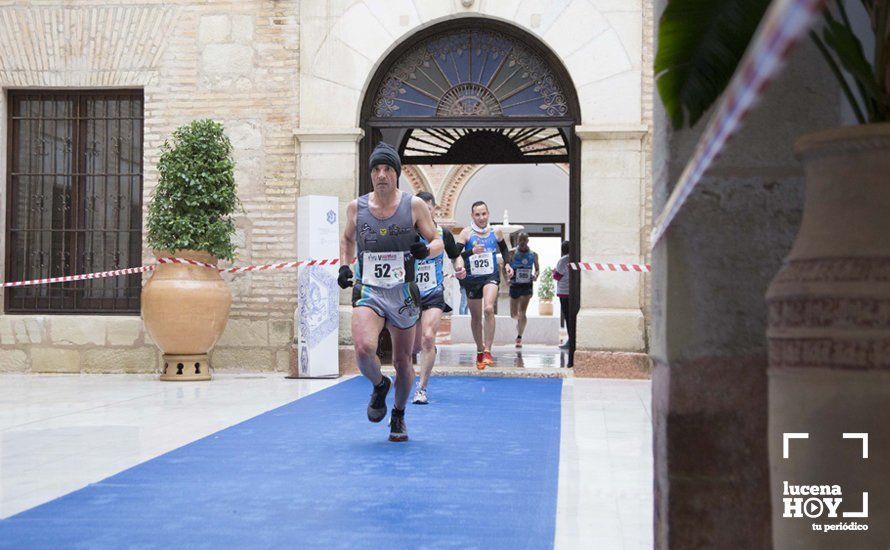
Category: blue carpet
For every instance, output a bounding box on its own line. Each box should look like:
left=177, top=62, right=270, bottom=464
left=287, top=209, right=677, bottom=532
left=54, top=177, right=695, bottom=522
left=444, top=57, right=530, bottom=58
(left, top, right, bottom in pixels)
left=0, top=377, right=562, bottom=549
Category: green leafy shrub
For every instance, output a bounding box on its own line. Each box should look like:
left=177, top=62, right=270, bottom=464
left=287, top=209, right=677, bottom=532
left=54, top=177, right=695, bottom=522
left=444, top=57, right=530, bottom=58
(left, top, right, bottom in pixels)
left=538, top=266, right=555, bottom=301
left=147, top=119, right=240, bottom=261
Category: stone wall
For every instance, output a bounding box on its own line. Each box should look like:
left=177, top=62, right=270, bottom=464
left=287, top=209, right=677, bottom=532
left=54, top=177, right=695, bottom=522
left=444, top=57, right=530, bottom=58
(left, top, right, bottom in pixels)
left=0, top=0, right=300, bottom=373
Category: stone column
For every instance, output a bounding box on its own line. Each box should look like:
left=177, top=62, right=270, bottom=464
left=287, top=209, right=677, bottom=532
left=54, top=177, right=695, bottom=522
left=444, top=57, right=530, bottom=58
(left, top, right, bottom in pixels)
left=573, top=126, right=649, bottom=374
left=292, top=128, right=363, bottom=374
left=649, top=23, right=840, bottom=549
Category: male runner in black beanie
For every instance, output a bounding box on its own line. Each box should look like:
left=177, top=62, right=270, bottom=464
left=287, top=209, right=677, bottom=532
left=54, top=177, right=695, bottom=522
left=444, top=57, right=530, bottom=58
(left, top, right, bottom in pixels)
left=338, top=142, right=442, bottom=441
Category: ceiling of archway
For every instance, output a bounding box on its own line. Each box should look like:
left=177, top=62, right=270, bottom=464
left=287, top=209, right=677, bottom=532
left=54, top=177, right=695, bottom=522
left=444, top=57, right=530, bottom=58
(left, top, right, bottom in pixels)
left=371, top=29, right=570, bottom=119
left=402, top=127, right=567, bottom=164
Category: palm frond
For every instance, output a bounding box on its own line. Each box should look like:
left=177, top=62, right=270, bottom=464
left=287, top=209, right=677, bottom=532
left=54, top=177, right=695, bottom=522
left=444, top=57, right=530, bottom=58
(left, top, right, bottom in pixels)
left=656, top=0, right=772, bottom=129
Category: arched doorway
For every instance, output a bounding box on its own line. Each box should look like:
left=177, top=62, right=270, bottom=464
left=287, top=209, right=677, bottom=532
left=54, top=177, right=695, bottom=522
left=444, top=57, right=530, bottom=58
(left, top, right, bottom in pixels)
left=359, top=19, right=581, bottom=363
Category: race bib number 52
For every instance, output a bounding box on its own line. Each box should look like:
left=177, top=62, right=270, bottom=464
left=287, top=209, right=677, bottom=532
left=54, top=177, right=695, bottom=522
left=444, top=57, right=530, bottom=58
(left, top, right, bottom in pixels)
left=362, top=251, right=405, bottom=288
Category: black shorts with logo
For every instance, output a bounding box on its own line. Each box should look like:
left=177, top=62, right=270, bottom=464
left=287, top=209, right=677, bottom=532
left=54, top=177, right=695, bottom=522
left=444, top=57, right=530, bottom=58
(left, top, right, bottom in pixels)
left=509, top=283, right=534, bottom=299
left=420, top=289, right=450, bottom=312
left=460, top=275, right=500, bottom=300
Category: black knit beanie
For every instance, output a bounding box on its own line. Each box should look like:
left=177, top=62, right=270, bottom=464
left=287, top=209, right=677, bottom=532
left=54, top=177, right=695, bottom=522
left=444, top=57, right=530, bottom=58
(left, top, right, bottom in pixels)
left=369, top=142, right=401, bottom=178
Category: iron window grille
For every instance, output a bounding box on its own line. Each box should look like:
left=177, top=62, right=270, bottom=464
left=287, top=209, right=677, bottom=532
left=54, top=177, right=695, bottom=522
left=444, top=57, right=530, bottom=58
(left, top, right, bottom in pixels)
left=5, top=90, right=144, bottom=314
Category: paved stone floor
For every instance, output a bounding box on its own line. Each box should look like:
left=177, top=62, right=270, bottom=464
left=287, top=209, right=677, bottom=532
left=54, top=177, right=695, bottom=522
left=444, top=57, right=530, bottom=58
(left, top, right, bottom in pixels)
left=436, top=343, right=571, bottom=369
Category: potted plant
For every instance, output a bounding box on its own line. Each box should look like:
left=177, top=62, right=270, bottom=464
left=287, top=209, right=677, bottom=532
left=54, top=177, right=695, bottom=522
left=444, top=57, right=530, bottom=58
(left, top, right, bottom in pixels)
left=657, top=3, right=889, bottom=547
left=537, top=267, right=555, bottom=316
left=142, top=119, right=239, bottom=381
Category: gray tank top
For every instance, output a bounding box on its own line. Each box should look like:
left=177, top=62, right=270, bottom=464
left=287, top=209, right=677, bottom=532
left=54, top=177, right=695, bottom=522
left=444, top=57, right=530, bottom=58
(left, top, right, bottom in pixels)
left=356, top=191, right=417, bottom=285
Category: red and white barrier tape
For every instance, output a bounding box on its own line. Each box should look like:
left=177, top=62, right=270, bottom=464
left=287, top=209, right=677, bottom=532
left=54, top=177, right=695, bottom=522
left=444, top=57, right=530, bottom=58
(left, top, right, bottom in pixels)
left=0, top=258, right=341, bottom=288
left=1, top=257, right=654, bottom=288
left=155, top=257, right=340, bottom=273
left=650, top=0, right=827, bottom=246
left=0, top=265, right=156, bottom=288
left=570, top=262, right=651, bottom=273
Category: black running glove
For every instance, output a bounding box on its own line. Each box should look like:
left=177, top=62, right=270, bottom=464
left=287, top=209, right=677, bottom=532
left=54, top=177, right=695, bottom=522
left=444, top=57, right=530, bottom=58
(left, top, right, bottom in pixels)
left=337, top=265, right=354, bottom=289
left=410, top=236, right=430, bottom=260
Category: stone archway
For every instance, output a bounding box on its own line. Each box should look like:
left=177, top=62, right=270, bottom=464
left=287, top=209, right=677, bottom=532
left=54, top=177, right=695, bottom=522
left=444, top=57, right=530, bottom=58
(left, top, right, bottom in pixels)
left=435, top=164, right=482, bottom=223
left=297, top=2, right=650, bottom=360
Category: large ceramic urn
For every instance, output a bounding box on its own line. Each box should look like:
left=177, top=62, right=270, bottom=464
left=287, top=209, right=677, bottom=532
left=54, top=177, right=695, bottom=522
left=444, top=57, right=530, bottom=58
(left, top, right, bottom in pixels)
left=142, top=250, right=232, bottom=381
left=766, top=124, right=890, bottom=548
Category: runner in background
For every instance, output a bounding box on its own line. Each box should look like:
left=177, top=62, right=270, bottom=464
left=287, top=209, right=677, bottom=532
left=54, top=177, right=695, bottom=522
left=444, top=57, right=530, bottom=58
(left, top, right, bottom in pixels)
left=411, top=192, right=465, bottom=405
left=508, top=232, right=539, bottom=348
left=456, top=201, right=513, bottom=370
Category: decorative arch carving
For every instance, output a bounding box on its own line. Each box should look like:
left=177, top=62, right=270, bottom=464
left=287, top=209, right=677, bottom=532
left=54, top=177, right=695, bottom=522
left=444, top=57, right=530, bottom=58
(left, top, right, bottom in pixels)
left=436, top=164, right=484, bottom=222
left=402, top=165, right=431, bottom=194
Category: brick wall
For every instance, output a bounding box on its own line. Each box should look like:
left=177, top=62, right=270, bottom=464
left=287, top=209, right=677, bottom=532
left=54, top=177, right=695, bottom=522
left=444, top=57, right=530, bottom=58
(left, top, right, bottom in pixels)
left=0, top=0, right=300, bottom=373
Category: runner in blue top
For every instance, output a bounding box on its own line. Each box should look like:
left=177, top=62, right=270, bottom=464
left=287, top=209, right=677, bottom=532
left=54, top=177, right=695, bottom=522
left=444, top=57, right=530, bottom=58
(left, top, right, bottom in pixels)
left=411, top=192, right=466, bottom=405
left=456, top=201, right=514, bottom=370
left=508, top=232, right=539, bottom=348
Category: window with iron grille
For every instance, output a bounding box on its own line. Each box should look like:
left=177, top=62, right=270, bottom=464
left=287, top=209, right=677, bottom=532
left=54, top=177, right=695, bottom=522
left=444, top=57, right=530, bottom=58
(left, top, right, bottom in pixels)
left=5, top=90, right=143, bottom=314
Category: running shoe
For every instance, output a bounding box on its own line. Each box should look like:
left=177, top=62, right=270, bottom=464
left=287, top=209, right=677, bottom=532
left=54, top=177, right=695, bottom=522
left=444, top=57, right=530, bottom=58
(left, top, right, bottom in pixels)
left=389, top=411, right=408, bottom=442
left=515, top=335, right=523, bottom=348
left=367, top=376, right=391, bottom=423
left=412, top=387, right=429, bottom=405
left=476, top=351, right=486, bottom=370
left=482, top=350, right=494, bottom=367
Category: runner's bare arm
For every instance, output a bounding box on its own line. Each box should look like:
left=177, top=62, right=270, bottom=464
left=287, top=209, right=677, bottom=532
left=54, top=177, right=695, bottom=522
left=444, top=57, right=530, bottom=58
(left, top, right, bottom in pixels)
left=533, top=252, right=540, bottom=281
left=411, top=197, right=444, bottom=258
left=340, top=200, right=358, bottom=266
left=453, top=254, right=465, bottom=273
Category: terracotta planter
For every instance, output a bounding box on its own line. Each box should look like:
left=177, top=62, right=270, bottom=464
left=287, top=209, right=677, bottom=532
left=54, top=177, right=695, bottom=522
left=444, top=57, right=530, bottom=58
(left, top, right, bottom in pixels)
left=142, top=250, right=232, bottom=381
left=538, top=299, right=553, bottom=316
left=767, top=124, right=890, bottom=547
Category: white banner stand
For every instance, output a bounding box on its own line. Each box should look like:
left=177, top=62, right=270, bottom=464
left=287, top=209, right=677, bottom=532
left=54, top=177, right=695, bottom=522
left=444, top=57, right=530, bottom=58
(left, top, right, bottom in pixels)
left=293, top=195, right=340, bottom=378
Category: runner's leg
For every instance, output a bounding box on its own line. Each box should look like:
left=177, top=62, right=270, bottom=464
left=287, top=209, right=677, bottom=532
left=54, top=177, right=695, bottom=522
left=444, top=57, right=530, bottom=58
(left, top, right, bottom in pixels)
left=517, top=293, right=531, bottom=339
left=468, top=296, right=484, bottom=352
left=418, top=307, right=443, bottom=389
left=353, top=306, right=387, bottom=384
left=482, top=282, right=499, bottom=352
left=388, top=322, right=417, bottom=410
